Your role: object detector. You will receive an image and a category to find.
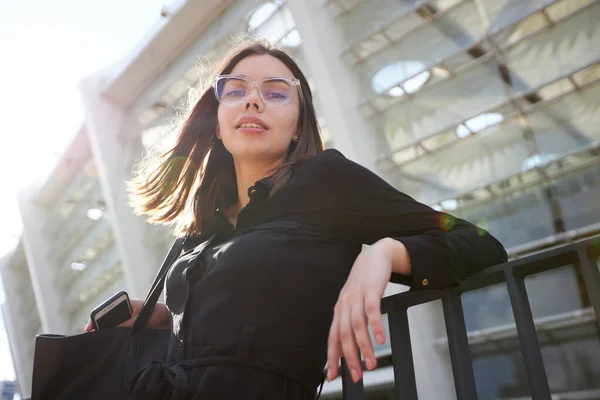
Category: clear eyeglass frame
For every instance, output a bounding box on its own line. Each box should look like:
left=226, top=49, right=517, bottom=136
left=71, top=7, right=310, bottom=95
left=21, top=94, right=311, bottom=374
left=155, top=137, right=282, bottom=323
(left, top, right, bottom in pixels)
left=212, top=74, right=301, bottom=106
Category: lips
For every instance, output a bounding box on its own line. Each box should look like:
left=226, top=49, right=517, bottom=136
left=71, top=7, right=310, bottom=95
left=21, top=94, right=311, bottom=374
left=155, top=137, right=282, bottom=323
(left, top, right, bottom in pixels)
left=235, top=116, right=269, bottom=130
left=239, top=122, right=265, bottom=129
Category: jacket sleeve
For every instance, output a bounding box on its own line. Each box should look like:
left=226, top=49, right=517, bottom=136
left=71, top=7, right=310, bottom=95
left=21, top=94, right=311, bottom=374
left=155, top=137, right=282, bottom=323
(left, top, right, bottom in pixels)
left=315, top=149, right=508, bottom=289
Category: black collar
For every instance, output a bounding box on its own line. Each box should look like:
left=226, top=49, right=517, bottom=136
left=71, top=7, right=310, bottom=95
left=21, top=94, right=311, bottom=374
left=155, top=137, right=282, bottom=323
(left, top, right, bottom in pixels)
left=209, top=176, right=274, bottom=233
left=247, top=176, right=273, bottom=200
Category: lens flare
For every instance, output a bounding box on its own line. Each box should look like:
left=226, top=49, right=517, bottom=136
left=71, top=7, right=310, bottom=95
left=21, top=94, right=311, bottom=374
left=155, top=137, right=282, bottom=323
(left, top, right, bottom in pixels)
left=438, top=213, right=456, bottom=231
left=476, top=218, right=489, bottom=236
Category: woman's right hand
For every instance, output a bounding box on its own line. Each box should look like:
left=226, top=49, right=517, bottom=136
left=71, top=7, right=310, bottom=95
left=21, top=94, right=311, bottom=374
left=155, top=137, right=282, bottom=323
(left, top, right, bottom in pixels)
left=84, top=299, right=171, bottom=332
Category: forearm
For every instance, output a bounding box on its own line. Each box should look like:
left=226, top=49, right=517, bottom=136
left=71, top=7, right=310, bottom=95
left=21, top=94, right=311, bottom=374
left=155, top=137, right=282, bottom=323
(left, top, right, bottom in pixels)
left=379, top=227, right=507, bottom=289
left=376, top=237, right=412, bottom=275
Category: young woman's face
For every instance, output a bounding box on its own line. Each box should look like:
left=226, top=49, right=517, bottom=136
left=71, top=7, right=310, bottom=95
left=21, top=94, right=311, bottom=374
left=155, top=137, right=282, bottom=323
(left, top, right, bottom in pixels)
left=216, top=54, right=300, bottom=164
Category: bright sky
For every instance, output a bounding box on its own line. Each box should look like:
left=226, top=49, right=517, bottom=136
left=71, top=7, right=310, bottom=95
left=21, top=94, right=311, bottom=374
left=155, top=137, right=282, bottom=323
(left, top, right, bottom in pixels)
left=0, top=0, right=179, bottom=385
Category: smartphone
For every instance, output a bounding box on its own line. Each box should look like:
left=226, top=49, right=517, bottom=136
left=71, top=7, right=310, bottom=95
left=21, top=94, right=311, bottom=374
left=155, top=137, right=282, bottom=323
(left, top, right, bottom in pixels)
left=90, top=291, right=133, bottom=331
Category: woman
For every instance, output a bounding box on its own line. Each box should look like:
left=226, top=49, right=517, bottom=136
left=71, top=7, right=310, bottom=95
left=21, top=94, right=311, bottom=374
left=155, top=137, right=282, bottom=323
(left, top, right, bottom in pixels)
left=87, top=39, right=507, bottom=399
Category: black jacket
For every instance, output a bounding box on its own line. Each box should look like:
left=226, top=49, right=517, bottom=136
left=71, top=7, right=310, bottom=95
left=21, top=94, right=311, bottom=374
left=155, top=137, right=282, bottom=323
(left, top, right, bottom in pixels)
left=131, top=149, right=507, bottom=399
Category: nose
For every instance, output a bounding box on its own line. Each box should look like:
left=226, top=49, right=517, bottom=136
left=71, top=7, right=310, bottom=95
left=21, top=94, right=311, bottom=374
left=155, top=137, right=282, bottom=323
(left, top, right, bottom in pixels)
left=243, top=85, right=264, bottom=112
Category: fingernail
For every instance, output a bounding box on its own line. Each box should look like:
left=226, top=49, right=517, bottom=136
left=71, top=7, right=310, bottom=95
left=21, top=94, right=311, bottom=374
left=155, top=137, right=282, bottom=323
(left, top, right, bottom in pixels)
left=351, top=368, right=360, bottom=382
left=327, top=368, right=333, bottom=381
left=376, top=334, right=384, bottom=344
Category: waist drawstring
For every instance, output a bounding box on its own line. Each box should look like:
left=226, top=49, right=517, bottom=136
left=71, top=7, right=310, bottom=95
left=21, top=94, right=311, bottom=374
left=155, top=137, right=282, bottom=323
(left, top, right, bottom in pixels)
left=130, top=356, right=321, bottom=399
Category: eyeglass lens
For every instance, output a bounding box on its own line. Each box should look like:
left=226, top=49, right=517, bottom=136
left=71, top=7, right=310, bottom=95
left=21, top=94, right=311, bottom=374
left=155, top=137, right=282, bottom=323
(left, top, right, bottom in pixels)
left=216, top=77, right=294, bottom=105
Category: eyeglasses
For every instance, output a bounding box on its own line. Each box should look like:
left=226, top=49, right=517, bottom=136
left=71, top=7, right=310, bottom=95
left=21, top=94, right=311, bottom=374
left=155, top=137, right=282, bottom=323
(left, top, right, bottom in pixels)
left=213, top=75, right=301, bottom=106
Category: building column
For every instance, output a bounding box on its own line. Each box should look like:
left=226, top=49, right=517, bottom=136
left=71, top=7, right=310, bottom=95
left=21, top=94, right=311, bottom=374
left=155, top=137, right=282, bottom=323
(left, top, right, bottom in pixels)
left=409, top=301, right=458, bottom=398
left=18, top=188, right=67, bottom=335
left=79, top=75, right=164, bottom=299
left=0, top=268, right=32, bottom=397
left=1, top=305, right=32, bottom=397
left=287, top=0, right=380, bottom=171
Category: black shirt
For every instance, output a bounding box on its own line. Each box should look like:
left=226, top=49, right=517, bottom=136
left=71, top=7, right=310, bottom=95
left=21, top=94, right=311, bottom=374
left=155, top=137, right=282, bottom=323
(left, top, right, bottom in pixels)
left=162, top=149, right=507, bottom=396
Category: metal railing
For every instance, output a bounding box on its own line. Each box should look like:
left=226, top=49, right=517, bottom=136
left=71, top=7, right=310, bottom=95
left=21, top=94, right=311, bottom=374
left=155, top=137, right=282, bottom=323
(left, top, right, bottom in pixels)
left=340, top=235, right=600, bottom=399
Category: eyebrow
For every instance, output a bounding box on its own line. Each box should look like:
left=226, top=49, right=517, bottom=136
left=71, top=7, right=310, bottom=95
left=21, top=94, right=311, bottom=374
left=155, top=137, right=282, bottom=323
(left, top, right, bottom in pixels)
left=232, top=74, right=292, bottom=80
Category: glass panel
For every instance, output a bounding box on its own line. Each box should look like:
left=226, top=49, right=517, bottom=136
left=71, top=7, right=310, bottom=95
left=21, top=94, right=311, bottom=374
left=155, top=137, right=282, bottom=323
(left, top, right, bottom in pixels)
left=536, top=77, right=575, bottom=101
left=431, top=0, right=464, bottom=12
left=375, top=59, right=508, bottom=152
left=472, top=332, right=600, bottom=399
left=530, top=81, right=600, bottom=156
left=248, top=2, right=280, bottom=32
left=493, top=11, right=550, bottom=48
left=391, top=172, right=445, bottom=206
left=385, top=80, right=599, bottom=216
left=391, top=146, right=422, bottom=165
left=421, top=129, right=456, bottom=153
left=479, top=0, right=556, bottom=32
left=462, top=283, right=515, bottom=331
left=554, top=163, right=600, bottom=231
left=504, top=3, right=600, bottom=94
left=354, top=32, right=391, bottom=59
left=253, top=7, right=295, bottom=42
left=456, top=186, right=555, bottom=249
left=354, top=1, right=486, bottom=96
left=383, top=12, right=424, bottom=42
left=335, top=0, right=364, bottom=11
left=330, top=0, right=600, bottom=260
left=324, top=0, right=343, bottom=18
left=446, top=158, right=600, bottom=249
left=546, top=0, right=595, bottom=21
left=462, top=262, right=594, bottom=400
left=525, top=266, right=586, bottom=317
left=573, top=63, right=600, bottom=85
left=336, top=0, right=418, bottom=45
left=396, top=116, right=528, bottom=202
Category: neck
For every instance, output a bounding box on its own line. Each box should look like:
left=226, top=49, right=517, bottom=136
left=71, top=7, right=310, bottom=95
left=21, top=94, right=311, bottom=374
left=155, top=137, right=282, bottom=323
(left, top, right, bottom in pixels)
left=232, top=156, right=283, bottom=211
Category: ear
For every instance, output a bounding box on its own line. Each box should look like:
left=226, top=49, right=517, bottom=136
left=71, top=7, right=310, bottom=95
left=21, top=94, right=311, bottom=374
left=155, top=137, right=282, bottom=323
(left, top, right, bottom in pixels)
left=215, top=125, right=221, bottom=139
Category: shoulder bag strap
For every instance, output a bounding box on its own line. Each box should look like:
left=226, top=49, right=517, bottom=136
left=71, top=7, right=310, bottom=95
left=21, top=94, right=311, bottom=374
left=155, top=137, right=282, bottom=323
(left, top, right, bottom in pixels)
left=132, top=236, right=187, bottom=333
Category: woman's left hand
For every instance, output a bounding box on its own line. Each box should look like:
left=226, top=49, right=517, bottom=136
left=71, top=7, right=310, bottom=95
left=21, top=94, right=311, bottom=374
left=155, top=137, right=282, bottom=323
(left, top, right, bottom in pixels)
left=326, top=238, right=404, bottom=383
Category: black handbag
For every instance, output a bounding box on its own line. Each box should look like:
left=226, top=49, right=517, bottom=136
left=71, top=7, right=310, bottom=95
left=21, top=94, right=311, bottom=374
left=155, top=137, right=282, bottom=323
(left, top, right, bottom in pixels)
left=30, top=236, right=186, bottom=400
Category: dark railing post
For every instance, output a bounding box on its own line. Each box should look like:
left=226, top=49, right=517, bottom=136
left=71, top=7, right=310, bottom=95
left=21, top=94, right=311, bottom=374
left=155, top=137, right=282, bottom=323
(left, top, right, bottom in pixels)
left=442, top=288, right=478, bottom=400
left=337, top=237, right=600, bottom=399
left=576, top=247, right=600, bottom=330
left=341, top=357, right=364, bottom=400
left=387, top=300, right=418, bottom=400
left=504, top=269, right=551, bottom=399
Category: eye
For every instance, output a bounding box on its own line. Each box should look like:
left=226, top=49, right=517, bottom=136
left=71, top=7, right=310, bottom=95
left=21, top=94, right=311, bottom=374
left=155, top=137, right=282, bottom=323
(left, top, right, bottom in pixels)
left=219, top=78, right=248, bottom=98
left=225, top=89, right=246, bottom=97
left=265, top=91, right=288, bottom=99
left=261, top=79, right=293, bottom=102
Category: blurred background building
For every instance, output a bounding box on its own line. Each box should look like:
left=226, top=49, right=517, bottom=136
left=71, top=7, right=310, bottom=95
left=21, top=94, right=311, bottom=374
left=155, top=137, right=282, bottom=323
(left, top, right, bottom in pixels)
left=0, top=244, right=39, bottom=399
left=0, top=381, right=16, bottom=400
left=1, top=0, right=599, bottom=398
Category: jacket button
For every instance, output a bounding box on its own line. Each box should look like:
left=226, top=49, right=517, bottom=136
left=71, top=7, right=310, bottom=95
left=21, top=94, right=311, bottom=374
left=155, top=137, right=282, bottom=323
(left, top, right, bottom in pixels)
left=422, top=278, right=429, bottom=286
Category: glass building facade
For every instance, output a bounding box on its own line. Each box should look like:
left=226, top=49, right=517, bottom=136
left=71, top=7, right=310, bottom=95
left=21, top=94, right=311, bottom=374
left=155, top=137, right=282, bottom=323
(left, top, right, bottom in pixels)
left=9, top=0, right=599, bottom=398
left=101, top=0, right=600, bottom=397
left=319, top=0, right=600, bottom=397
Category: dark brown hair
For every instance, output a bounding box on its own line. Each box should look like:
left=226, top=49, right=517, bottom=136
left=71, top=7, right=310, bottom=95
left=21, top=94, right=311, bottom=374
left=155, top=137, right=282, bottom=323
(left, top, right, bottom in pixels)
left=128, top=39, right=324, bottom=236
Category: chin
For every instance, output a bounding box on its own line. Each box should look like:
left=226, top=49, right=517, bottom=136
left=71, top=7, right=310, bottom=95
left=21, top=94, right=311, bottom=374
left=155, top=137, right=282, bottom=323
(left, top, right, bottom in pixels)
left=230, top=144, right=289, bottom=163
